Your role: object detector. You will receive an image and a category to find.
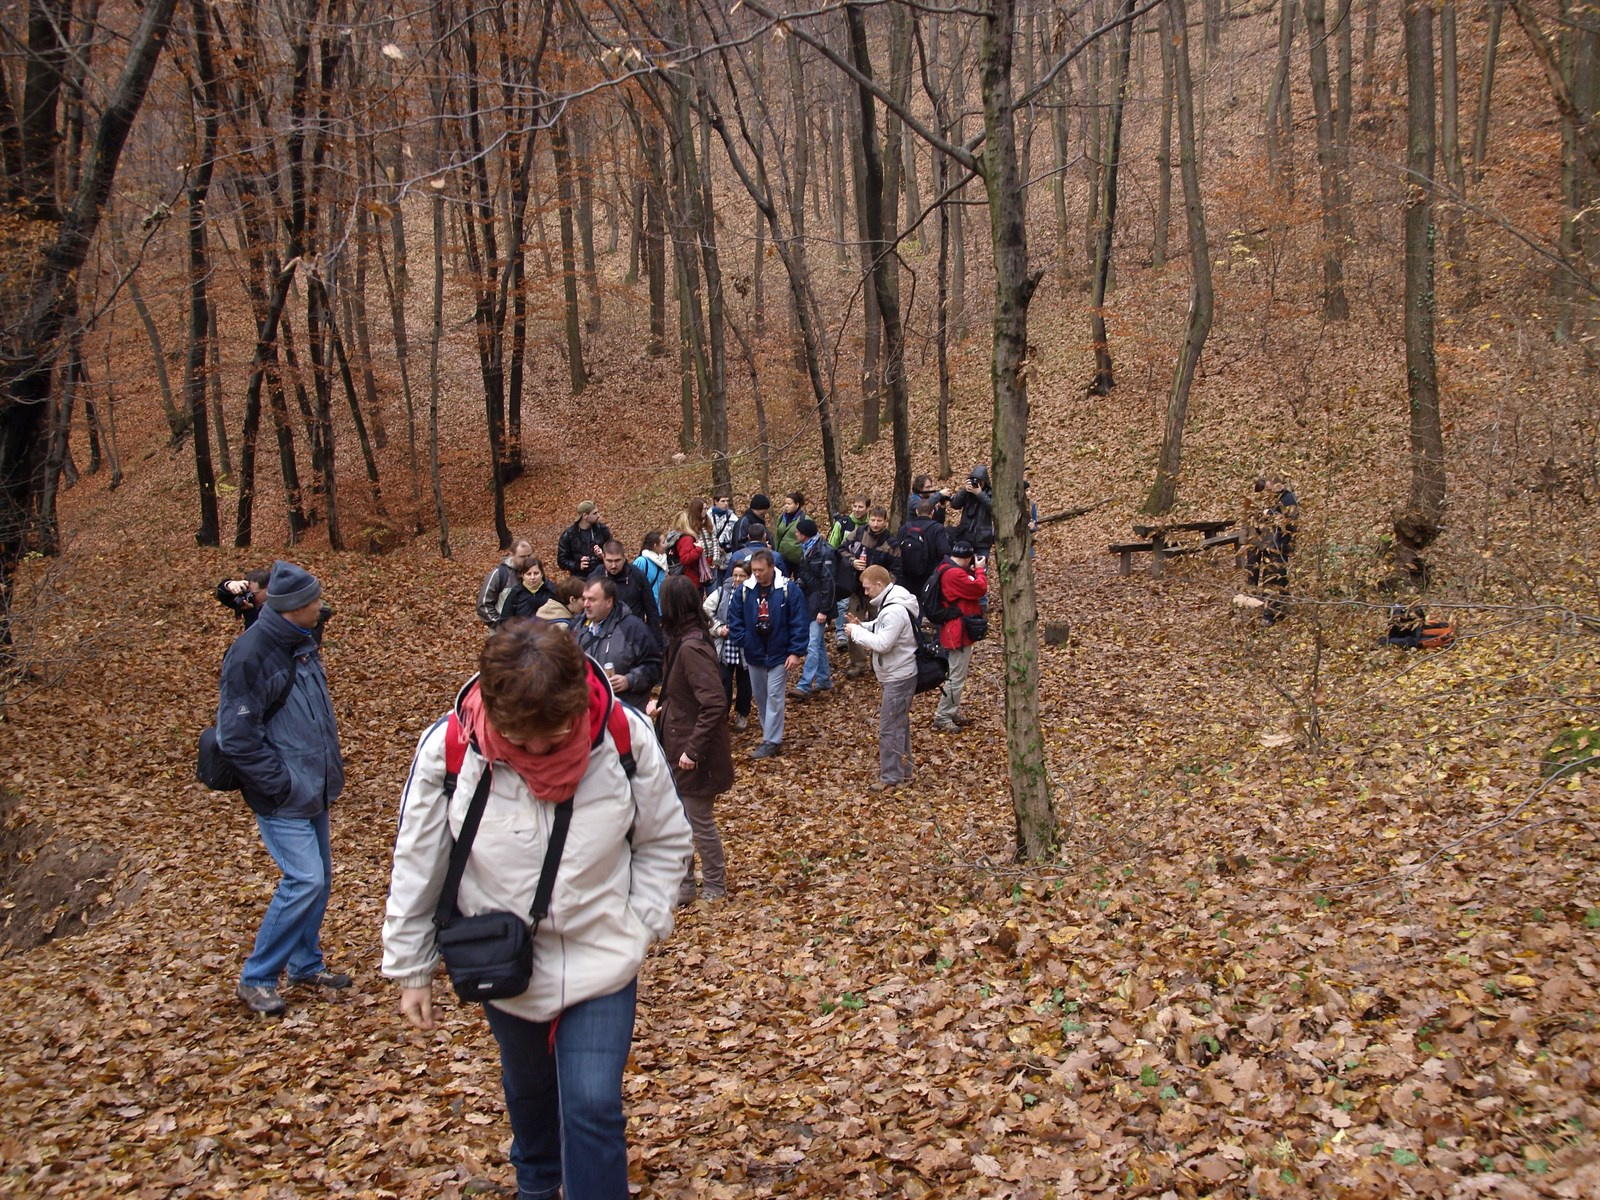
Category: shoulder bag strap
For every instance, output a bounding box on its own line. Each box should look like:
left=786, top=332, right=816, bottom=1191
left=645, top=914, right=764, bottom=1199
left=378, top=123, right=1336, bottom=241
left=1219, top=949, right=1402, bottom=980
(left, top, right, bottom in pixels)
left=528, top=799, right=574, bottom=930
left=432, top=761, right=493, bottom=928
left=261, top=655, right=300, bottom=724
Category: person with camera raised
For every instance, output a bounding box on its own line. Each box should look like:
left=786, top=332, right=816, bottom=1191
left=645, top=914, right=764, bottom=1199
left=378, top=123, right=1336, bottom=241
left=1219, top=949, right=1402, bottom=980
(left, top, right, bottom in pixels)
left=383, top=619, right=691, bottom=1200
left=929, top=541, right=988, bottom=734
left=948, top=465, right=996, bottom=566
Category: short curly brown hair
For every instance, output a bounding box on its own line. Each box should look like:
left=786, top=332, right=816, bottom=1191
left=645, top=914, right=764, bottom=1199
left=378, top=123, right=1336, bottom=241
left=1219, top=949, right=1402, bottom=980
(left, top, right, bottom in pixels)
left=478, top=619, right=589, bottom=741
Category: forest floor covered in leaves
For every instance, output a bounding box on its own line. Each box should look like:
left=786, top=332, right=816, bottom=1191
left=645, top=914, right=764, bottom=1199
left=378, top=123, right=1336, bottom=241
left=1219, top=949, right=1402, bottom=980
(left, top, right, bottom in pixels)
left=4, top=166, right=1600, bottom=1196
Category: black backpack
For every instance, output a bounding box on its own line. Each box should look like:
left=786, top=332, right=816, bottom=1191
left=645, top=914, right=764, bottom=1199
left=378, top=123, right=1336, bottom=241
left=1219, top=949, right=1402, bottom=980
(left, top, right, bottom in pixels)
left=919, top=564, right=960, bottom=627
left=897, top=521, right=936, bottom=581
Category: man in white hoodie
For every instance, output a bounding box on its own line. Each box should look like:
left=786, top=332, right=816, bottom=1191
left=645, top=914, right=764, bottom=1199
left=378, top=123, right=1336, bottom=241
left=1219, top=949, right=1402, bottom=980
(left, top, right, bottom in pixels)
left=845, top=565, right=920, bottom=792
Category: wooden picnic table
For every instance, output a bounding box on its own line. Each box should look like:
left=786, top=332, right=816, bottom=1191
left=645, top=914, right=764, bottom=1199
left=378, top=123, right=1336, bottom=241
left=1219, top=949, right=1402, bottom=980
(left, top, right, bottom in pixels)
left=1109, top=519, right=1240, bottom=576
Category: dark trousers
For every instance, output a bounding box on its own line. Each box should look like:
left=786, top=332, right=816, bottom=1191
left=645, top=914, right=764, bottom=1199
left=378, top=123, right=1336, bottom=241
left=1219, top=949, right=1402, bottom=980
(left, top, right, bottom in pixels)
left=720, top=660, right=752, bottom=717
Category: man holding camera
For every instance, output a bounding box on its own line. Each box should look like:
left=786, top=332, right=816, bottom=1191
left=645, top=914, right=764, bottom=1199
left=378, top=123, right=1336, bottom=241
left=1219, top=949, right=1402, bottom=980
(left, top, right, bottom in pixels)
left=929, top=542, right=988, bottom=734
left=948, top=466, right=996, bottom=566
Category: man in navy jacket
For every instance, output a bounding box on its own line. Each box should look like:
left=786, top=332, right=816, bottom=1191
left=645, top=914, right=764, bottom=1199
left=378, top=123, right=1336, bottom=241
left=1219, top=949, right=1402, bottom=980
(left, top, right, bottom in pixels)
left=216, top=560, right=348, bottom=1016
left=727, top=549, right=807, bottom=759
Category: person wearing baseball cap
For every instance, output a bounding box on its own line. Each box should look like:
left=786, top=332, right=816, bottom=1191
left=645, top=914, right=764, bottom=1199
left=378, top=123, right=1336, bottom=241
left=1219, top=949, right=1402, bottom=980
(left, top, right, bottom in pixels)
left=215, top=560, right=349, bottom=1015
left=557, top=501, right=612, bottom=577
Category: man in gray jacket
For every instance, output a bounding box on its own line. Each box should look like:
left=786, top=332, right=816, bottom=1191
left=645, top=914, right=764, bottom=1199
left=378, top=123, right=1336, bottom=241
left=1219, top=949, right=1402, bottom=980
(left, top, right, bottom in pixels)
left=845, top=565, right=920, bottom=792
left=216, top=560, right=347, bottom=1015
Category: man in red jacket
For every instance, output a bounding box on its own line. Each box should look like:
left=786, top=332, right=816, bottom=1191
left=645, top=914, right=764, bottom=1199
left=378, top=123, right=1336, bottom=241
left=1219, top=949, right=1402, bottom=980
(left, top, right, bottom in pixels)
left=930, top=542, right=988, bottom=733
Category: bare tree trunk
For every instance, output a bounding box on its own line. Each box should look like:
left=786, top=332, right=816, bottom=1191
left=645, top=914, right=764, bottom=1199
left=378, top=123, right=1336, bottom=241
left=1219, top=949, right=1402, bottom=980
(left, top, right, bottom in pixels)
left=1154, top=15, right=1174, bottom=269
left=1266, top=0, right=1298, bottom=195
left=1306, top=0, right=1351, bottom=317
left=184, top=0, right=221, bottom=546
left=1147, top=0, right=1215, bottom=515
left=574, top=115, right=602, bottom=331
left=551, top=114, right=590, bottom=393
left=979, top=0, right=1054, bottom=861
left=1472, top=1, right=1503, bottom=175
left=375, top=212, right=419, bottom=498
left=1439, top=0, right=1470, bottom=266
left=124, top=267, right=187, bottom=443
left=644, top=125, right=668, bottom=354
left=207, top=298, right=232, bottom=484
left=846, top=1, right=912, bottom=523
left=1089, top=0, right=1134, bottom=395
left=852, top=108, right=883, bottom=446
left=1394, top=0, right=1445, bottom=580
left=428, top=189, right=451, bottom=557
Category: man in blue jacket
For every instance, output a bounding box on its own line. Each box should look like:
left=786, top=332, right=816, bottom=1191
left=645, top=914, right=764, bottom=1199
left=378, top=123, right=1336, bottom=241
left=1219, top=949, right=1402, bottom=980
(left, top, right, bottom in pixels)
left=216, top=560, right=347, bottom=1016
left=727, top=549, right=807, bottom=759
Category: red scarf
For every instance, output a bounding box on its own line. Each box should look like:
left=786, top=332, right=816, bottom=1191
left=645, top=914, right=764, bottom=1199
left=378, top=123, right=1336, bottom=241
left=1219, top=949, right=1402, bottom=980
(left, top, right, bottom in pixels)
left=458, top=667, right=611, bottom=803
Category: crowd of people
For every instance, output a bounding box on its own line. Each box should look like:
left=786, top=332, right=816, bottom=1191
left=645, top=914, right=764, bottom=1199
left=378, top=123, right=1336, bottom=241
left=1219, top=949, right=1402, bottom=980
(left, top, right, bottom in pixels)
left=476, top=472, right=1002, bottom=769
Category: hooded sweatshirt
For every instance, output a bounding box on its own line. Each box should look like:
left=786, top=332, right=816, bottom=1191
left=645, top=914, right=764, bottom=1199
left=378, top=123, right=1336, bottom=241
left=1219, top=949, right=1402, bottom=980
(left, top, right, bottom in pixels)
left=847, top=583, right=919, bottom=683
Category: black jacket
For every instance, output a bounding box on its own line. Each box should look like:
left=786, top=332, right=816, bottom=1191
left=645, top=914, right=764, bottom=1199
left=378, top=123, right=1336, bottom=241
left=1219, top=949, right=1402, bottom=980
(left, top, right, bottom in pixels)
left=732, top=509, right=770, bottom=552
left=589, top=562, right=662, bottom=642
left=796, top=537, right=838, bottom=617
left=501, top=581, right=556, bottom=621
left=575, top=603, right=662, bottom=710
left=215, top=580, right=261, bottom=629
left=894, top=516, right=951, bottom=588
left=949, top=486, right=996, bottom=551
left=840, top=526, right=899, bottom=594
left=557, top=520, right=612, bottom=577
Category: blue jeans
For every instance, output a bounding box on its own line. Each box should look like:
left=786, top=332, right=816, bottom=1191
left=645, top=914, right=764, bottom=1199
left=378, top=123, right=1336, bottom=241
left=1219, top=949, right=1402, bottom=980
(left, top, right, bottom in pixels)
left=834, top=598, right=851, bottom=646
left=242, top=810, right=331, bottom=987
left=483, top=980, right=638, bottom=1200
left=799, top=618, right=833, bottom=692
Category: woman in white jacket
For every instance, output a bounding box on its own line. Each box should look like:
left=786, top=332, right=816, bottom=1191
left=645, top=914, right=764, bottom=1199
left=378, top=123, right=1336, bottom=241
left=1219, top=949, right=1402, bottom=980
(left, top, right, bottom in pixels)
left=844, top=565, right=921, bottom=792
left=383, top=620, right=692, bottom=1200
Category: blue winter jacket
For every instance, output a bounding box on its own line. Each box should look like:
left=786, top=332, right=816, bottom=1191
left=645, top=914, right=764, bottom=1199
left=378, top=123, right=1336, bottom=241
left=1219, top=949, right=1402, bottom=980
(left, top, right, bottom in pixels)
left=216, top=606, right=344, bottom=818
left=727, top=570, right=809, bottom=669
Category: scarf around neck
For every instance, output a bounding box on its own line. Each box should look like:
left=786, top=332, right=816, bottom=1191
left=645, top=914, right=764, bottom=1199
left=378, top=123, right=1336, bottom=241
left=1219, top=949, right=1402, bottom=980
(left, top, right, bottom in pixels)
left=457, top=666, right=612, bottom=803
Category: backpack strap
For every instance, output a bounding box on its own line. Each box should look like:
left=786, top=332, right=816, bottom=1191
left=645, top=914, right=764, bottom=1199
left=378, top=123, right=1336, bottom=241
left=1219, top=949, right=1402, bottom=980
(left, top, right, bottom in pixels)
left=603, top=694, right=637, bottom=779
left=442, top=711, right=468, bottom=800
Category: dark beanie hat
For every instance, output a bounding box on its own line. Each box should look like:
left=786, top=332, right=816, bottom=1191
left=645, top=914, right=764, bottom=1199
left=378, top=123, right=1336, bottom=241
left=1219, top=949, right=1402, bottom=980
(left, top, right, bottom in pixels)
left=266, top=560, right=322, bottom=611
left=796, top=517, right=819, bottom=538
left=750, top=493, right=771, bottom=511
left=950, top=540, right=976, bottom=558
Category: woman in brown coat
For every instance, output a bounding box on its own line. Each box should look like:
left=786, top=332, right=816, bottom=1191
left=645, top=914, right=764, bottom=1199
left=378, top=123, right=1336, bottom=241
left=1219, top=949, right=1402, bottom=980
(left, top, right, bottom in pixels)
left=649, top=575, right=734, bottom=903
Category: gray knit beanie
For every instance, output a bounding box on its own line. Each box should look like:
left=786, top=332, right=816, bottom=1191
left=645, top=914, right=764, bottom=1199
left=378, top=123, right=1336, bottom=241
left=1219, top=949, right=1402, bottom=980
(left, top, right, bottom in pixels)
left=266, top=560, right=322, bottom=611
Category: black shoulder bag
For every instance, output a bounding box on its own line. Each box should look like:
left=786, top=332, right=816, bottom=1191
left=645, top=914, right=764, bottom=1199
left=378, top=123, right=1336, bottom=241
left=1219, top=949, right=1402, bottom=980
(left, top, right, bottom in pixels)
left=196, top=657, right=299, bottom=792
left=432, top=762, right=573, bottom=1003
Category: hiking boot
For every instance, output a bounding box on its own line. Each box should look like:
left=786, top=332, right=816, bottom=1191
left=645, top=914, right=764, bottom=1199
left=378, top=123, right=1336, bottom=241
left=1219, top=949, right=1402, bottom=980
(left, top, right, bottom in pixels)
left=950, top=714, right=972, bottom=728
left=237, top=983, right=287, bottom=1016
left=868, top=780, right=895, bottom=793
left=788, top=687, right=812, bottom=700
left=750, top=741, right=782, bottom=760
left=732, top=713, right=749, bottom=731
left=700, top=888, right=727, bottom=903
left=678, top=886, right=698, bottom=908
left=931, top=719, right=959, bottom=734
left=289, top=970, right=352, bottom=990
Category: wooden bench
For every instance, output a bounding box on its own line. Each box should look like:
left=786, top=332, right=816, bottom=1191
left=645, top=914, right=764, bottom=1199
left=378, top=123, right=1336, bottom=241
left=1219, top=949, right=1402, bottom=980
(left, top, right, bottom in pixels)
left=1109, top=541, right=1156, bottom=575
left=1109, top=519, right=1240, bottom=576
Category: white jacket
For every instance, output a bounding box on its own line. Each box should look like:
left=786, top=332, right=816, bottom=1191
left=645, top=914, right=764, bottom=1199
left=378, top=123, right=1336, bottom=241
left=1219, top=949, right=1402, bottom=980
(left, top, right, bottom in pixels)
left=848, top=584, right=919, bottom=683
left=382, top=679, right=692, bottom=1022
